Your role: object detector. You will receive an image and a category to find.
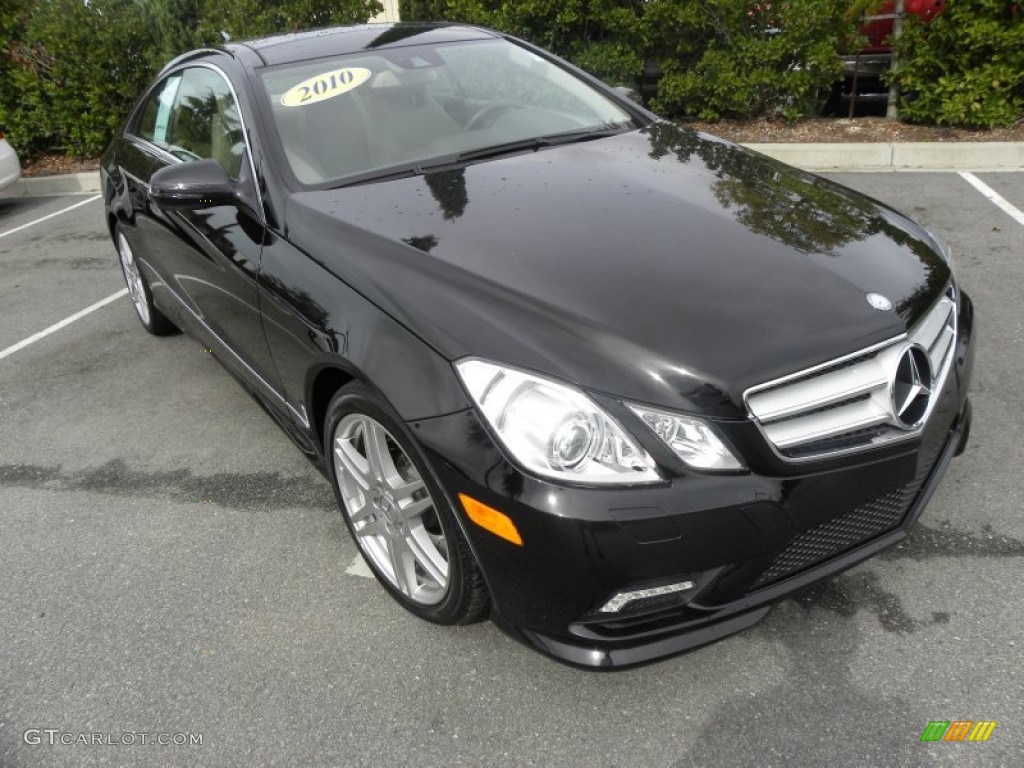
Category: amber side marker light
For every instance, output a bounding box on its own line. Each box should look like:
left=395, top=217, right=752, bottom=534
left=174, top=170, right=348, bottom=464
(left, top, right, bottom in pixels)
left=458, top=494, right=523, bottom=546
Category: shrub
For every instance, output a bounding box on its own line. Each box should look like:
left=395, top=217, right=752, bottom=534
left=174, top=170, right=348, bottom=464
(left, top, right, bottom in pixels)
left=142, top=0, right=212, bottom=71
left=400, top=0, right=646, bottom=84
left=0, top=0, right=384, bottom=156
left=0, top=0, right=30, bottom=131
left=649, top=0, right=863, bottom=121
left=3, top=0, right=154, bottom=155
left=403, top=1, right=865, bottom=120
left=892, top=0, right=1024, bottom=128
left=199, top=0, right=384, bottom=42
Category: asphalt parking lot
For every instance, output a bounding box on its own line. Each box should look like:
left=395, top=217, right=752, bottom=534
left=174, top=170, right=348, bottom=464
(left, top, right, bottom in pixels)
left=1, top=171, right=1022, bottom=767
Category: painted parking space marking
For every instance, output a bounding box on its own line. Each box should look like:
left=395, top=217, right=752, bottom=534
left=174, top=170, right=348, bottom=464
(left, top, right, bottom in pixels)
left=0, top=194, right=101, bottom=240
left=346, top=553, right=374, bottom=579
left=959, top=172, right=1024, bottom=228
left=0, top=289, right=128, bottom=362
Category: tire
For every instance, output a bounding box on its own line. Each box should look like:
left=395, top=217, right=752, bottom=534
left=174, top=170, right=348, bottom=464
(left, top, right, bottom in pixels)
left=325, top=381, right=488, bottom=625
left=114, top=224, right=178, bottom=336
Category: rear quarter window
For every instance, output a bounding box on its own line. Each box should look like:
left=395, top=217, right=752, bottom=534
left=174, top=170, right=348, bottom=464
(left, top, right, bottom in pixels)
left=134, top=75, right=183, bottom=145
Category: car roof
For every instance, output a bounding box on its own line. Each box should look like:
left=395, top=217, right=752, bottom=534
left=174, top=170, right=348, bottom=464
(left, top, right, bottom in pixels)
left=229, top=23, right=499, bottom=67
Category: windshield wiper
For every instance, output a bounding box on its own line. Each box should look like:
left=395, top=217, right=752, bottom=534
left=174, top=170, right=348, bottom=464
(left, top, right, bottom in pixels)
left=540, top=125, right=634, bottom=146
left=454, top=137, right=548, bottom=163
left=329, top=126, right=633, bottom=189
left=332, top=166, right=423, bottom=188
left=455, top=126, right=631, bottom=164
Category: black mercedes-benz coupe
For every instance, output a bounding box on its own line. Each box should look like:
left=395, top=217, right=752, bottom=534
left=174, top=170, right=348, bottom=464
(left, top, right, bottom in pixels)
left=101, top=23, right=975, bottom=668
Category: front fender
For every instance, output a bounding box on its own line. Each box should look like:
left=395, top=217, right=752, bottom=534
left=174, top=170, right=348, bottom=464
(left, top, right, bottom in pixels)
left=258, top=230, right=470, bottom=433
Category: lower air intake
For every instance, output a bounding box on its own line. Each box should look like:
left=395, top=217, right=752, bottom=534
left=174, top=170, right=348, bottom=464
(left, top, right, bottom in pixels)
left=753, top=485, right=915, bottom=588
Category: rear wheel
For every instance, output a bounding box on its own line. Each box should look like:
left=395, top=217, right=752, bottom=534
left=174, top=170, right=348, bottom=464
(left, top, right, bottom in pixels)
left=115, top=226, right=178, bottom=336
left=325, top=381, right=488, bottom=624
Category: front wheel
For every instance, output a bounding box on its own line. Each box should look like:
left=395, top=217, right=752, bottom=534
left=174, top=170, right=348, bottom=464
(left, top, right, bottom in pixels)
left=114, top=226, right=178, bottom=336
left=325, top=381, right=488, bottom=624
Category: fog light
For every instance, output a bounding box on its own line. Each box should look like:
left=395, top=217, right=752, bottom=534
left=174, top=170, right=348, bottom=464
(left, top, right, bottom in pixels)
left=598, top=580, right=696, bottom=613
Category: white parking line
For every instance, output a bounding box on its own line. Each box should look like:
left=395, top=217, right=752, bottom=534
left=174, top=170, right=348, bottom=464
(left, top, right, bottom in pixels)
left=0, top=289, right=128, bottom=362
left=0, top=194, right=102, bottom=240
left=959, top=172, right=1024, bottom=228
left=345, top=553, right=374, bottom=579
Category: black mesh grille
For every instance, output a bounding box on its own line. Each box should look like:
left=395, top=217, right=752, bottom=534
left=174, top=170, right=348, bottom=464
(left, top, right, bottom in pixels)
left=752, top=485, right=915, bottom=588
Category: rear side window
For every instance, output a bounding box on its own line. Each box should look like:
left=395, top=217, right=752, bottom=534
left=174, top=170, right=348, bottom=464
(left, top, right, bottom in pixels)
left=135, top=75, right=182, bottom=145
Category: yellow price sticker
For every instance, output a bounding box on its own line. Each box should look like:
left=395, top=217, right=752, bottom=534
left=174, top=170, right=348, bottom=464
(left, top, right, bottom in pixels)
left=280, top=67, right=372, bottom=107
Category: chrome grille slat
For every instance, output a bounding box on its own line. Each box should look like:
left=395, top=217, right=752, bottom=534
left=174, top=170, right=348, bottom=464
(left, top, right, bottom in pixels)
left=914, top=297, right=953, bottom=349
left=928, top=325, right=954, bottom=372
left=745, top=290, right=958, bottom=462
left=769, top=399, right=891, bottom=448
left=753, top=360, right=889, bottom=423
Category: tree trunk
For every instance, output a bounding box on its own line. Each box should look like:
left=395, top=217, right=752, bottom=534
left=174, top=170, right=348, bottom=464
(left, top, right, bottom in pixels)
left=886, top=0, right=904, bottom=120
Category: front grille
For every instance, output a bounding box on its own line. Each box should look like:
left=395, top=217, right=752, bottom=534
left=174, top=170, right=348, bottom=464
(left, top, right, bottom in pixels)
left=745, top=287, right=957, bottom=461
left=783, top=424, right=888, bottom=458
left=752, top=485, right=916, bottom=588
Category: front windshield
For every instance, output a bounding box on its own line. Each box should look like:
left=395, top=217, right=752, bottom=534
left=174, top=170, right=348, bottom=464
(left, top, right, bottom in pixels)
left=259, top=38, right=639, bottom=186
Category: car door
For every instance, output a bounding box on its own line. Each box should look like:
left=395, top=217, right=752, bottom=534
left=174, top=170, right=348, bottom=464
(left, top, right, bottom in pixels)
left=131, top=64, right=281, bottom=396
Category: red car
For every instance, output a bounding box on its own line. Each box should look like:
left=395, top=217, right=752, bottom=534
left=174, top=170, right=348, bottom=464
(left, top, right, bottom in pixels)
left=841, top=0, right=947, bottom=111
left=861, top=0, right=947, bottom=54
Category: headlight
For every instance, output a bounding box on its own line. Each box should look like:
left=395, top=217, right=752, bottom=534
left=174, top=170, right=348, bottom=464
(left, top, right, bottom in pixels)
left=455, top=359, right=661, bottom=485
left=627, top=404, right=743, bottom=471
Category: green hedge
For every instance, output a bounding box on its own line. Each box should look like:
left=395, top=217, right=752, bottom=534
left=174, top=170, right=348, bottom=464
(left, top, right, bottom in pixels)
left=647, top=0, right=861, bottom=120
left=401, top=0, right=869, bottom=119
left=2, top=0, right=154, bottom=157
left=403, top=0, right=1024, bottom=127
left=0, top=0, right=382, bottom=156
left=423, top=1, right=646, bottom=85
left=2, top=0, right=1022, bottom=158
left=892, top=0, right=1024, bottom=129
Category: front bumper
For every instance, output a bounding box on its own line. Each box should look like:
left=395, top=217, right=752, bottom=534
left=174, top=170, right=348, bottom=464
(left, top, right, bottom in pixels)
left=411, top=292, right=976, bottom=668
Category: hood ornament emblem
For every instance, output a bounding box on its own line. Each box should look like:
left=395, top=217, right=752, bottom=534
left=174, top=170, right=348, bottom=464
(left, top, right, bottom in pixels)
left=866, top=293, right=893, bottom=311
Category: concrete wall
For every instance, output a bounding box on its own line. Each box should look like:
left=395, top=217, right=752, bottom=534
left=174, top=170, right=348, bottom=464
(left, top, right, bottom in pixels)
left=371, top=0, right=401, bottom=22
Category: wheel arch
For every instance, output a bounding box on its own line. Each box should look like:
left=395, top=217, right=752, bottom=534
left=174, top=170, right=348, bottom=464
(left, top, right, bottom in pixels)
left=309, top=365, right=356, bottom=453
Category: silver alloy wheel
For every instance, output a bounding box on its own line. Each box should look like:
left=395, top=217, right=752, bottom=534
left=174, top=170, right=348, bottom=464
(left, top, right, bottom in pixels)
left=117, top=232, right=151, bottom=325
left=333, top=413, right=449, bottom=605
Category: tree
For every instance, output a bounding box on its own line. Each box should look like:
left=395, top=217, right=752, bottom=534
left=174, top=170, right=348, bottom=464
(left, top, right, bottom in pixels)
left=401, top=0, right=646, bottom=85
left=0, top=0, right=385, bottom=155
left=199, top=0, right=384, bottom=41
left=649, top=0, right=862, bottom=120
left=3, top=0, right=154, bottom=154
left=143, top=0, right=210, bottom=70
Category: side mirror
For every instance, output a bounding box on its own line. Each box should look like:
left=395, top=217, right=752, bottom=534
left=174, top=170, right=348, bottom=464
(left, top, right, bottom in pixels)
left=149, top=159, right=238, bottom=210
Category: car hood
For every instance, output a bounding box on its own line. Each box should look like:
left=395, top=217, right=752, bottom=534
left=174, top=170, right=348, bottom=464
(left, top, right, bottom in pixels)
left=283, top=122, right=950, bottom=418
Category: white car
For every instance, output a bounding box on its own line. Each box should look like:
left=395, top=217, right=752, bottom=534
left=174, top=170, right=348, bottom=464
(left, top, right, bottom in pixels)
left=0, top=132, right=21, bottom=192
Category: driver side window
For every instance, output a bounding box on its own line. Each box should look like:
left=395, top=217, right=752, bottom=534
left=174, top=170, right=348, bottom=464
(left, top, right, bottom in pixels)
left=135, top=67, right=245, bottom=179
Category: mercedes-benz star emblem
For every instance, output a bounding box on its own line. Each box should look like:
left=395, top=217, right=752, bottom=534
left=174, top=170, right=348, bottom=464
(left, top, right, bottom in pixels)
left=892, top=345, right=933, bottom=428
left=866, top=292, right=893, bottom=311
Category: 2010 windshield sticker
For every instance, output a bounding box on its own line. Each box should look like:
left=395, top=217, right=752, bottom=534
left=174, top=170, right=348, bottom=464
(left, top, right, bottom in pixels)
left=280, top=67, right=372, bottom=107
